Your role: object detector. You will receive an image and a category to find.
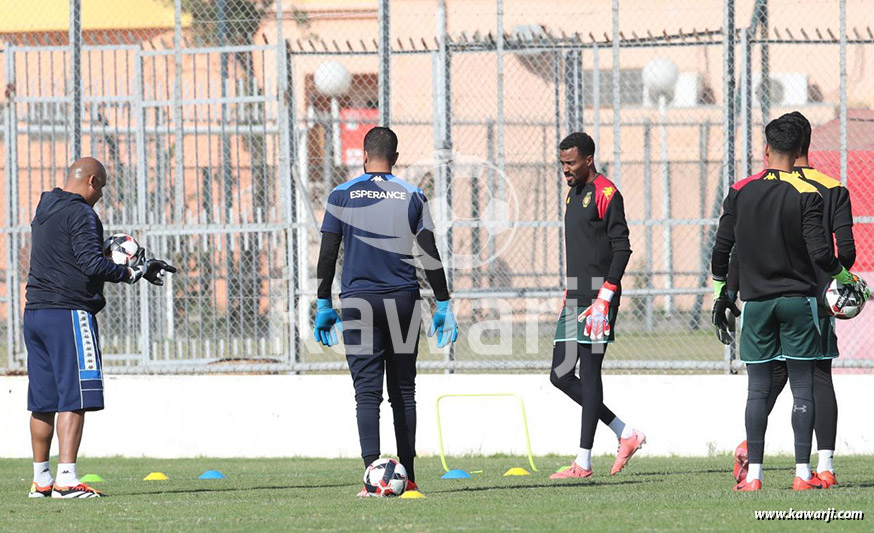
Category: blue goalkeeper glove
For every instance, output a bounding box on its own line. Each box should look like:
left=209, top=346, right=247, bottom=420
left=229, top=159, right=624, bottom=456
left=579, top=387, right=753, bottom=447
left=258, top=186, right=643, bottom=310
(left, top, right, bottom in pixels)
left=314, top=298, right=343, bottom=347
left=428, top=299, right=458, bottom=349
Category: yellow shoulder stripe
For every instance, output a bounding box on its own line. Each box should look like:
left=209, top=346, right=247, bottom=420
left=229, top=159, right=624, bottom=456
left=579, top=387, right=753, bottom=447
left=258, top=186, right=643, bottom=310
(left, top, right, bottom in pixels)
left=799, top=168, right=842, bottom=189
left=780, top=172, right=820, bottom=194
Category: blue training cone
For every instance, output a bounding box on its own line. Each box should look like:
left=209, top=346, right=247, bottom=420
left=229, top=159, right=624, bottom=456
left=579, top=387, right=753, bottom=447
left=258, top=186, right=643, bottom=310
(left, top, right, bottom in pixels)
left=198, top=470, right=227, bottom=480
left=441, top=469, right=471, bottom=479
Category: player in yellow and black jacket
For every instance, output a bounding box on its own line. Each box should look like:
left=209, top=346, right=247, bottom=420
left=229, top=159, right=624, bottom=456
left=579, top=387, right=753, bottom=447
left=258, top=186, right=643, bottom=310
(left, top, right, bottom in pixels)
left=723, top=112, right=859, bottom=489
left=710, top=116, right=868, bottom=492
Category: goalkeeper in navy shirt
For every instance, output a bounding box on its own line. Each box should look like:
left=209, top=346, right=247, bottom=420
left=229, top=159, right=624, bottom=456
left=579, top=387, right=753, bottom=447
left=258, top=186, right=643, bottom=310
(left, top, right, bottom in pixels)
left=315, top=127, right=457, bottom=497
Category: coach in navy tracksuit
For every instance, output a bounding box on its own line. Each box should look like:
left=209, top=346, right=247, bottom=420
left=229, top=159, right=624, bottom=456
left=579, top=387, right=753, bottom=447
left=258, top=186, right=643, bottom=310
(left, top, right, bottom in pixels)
left=24, top=157, right=174, bottom=499
left=314, top=127, right=457, bottom=497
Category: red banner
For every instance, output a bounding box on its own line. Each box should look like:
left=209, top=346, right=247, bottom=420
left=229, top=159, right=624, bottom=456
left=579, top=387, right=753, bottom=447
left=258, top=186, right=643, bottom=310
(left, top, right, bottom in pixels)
left=340, top=108, right=379, bottom=167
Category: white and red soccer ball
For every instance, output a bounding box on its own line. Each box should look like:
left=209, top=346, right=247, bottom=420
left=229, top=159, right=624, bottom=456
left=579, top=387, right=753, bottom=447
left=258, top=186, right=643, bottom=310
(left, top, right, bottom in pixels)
left=363, top=458, right=408, bottom=497
left=103, top=233, right=144, bottom=267
left=824, top=279, right=867, bottom=320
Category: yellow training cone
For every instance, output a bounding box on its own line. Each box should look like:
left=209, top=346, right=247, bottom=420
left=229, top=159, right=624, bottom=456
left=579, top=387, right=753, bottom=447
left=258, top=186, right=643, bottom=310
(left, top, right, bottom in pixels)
left=503, top=467, right=530, bottom=476
left=400, top=490, right=426, bottom=499
left=143, top=472, right=169, bottom=481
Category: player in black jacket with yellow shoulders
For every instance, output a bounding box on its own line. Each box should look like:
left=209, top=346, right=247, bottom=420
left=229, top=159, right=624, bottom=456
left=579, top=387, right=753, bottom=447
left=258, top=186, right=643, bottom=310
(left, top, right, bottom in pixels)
left=723, top=112, right=861, bottom=489
left=711, top=118, right=869, bottom=492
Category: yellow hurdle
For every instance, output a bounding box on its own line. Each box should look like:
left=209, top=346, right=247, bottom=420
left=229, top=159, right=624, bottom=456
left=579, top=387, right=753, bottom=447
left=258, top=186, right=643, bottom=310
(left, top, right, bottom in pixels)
left=435, top=393, right=538, bottom=474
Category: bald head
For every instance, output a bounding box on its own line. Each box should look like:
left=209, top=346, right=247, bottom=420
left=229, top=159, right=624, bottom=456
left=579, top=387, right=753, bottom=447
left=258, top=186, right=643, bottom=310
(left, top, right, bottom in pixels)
left=64, top=157, right=107, bottom=206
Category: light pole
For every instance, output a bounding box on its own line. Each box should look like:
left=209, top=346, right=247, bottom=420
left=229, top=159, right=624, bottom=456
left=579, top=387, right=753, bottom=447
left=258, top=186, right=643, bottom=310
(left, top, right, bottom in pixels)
left=311, top=61, right=350, bottom=338
left=643, top=58, right=678, bottom=317
left=314, top=61, right=352, bottom=191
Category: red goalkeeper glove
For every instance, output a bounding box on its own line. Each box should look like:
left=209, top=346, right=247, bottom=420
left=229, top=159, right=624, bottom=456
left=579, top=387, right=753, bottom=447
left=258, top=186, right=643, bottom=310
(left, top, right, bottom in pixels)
left=577, top=281, right=617, bottom=341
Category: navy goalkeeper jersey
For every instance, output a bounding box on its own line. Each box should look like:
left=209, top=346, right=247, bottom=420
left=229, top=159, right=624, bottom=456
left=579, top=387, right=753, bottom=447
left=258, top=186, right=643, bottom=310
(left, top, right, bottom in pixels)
left=321, top=172, right=433, bottom=298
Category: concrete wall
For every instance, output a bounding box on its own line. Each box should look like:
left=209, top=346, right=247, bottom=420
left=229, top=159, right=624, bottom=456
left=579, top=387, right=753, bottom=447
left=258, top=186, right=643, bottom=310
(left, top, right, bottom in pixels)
left=2, top=374, right=872, bottom=459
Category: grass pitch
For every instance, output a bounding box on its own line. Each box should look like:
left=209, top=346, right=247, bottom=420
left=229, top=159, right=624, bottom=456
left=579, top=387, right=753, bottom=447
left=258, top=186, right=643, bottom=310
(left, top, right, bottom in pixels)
left=1, top=455, right=872, bottom=531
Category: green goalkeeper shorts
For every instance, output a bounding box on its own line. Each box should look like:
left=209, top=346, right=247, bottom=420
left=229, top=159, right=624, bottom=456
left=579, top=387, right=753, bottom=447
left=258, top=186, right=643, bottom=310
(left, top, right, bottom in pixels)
left=739, top=296, right=822, bottom=364
left=818, top=314, right=840, bottom=359
left=553, top=304, right=618, bottom=345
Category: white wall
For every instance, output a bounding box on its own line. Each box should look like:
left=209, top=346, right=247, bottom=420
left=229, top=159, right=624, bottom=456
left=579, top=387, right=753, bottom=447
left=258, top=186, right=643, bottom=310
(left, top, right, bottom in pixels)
left=2, top=374, right=872, bottom=458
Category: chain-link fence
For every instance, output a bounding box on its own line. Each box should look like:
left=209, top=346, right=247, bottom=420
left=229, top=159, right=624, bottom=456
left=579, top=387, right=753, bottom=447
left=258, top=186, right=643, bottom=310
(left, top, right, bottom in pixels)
left=1, top=0, right=872, bottom=373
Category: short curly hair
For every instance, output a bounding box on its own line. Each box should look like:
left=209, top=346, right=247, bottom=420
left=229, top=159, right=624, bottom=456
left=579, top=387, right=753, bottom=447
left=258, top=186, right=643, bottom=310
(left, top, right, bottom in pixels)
left=559, top=132, right=595, bottom=158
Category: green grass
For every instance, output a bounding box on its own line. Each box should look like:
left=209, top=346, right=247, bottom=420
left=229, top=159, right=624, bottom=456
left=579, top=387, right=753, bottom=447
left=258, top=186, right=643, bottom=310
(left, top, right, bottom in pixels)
left=2, top=456, right=872, bottom=531
left=302, top=329, right=720, bottom=367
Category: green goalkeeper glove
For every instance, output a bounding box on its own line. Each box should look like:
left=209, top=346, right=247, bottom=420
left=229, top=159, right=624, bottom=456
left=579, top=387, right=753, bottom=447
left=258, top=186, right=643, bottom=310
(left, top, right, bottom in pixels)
left=833, top=267, right=871, bottom=303
left=712, top=279, right=740, bottom=345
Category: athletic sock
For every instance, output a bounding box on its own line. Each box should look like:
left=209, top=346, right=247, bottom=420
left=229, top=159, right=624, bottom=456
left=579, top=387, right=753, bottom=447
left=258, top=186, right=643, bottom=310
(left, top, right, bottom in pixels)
left=33, top=461, right=53, bottom=486
left=56, top=463, right=79, bottom=487
left=363, top=455, right=379, bottom=469
left=746, top=463, right=763, bottom=482
left=574, top=448, right=592, bottom=470
left=817, top=450, right=834, bottom=473
left=795, top=463, right=811, bottom=480
left=608, top=417, right=633, bottom=439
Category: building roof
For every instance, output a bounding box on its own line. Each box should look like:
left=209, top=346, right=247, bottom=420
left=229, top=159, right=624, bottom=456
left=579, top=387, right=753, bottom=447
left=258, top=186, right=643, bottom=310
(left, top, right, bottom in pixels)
left=0, top=0, right=191, bottom=33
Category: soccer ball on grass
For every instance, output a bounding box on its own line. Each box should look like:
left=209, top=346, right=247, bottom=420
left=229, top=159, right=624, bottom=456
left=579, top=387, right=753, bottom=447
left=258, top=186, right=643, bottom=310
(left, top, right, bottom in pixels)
left=363, top=458, right=408, bottom=497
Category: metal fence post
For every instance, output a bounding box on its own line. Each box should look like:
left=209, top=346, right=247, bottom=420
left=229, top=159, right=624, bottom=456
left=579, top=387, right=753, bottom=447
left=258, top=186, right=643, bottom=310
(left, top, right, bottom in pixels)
left=378, top=0, right=390, bottom=127
left=436, top=0, right=454, bottom=371
left=839, top=0, right=847, bottom=185
left=553, top=51, right=564, bottom=286
left=134, top=49, right=151, bottom=368
left=611, top=0, right=621, bottom=185
left=291, top=60, right=306, bottom=366
left=292, top=49, right=311, bottom=362
left=593, top=42, right=600, bottom=159
left=643, top=119, right=653, bottom=332
left=69, top=0, right=81, bottom=160
left=276, top=0, right=297, bottom=367
left=173, top=0, right=184, bottom=223
left=496, top=0, right=505, bottom=201
left=659, top=94, right=672, bottom=316
left=740, top=28, right=752, bottom=178
left=3, top=46, right=17, bottom=367
left=689, top=122, right=712, bottom=331
left=579, top=50, right=585, bottom=131
left=565, top=50, right=582, bottom=133
left=487, top=119, right=497, bottom=285
left=7, top=47, right=20, bottom=367
left=759, top=0, right=770, bottom=125
left=722, top=0, right=736, bottom=373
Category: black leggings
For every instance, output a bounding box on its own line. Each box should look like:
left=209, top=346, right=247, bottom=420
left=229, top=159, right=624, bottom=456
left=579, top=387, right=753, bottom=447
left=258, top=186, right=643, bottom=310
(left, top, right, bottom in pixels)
left=342, top=292, right=421, bottom=481
left=746, top=360, right=815, bottom=464
left=764, top=359, right=838, bottom=451
left=550, top=341, right=617, bottom=449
